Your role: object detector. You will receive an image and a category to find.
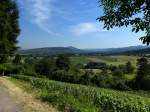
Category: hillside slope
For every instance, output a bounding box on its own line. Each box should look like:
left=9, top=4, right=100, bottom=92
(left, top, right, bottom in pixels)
left=11, top=75, right=150, bottom=112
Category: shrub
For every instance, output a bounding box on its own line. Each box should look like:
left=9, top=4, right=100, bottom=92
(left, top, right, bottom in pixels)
left=141, top=75, right=150, bottom=90
left=125, top=61, right=134, bottom=74
left=56, top=55, right=71, bottom=71
left=0, top=64, right=23, bottom=75
left=34, top=58, right=56, bottom=77
left=92, top=73, right=112, bottom=88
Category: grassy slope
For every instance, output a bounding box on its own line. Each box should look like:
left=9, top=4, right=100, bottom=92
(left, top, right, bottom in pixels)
left=11, top=75, right=150, bottom=112
left=10, top=77, right=99, bottom=112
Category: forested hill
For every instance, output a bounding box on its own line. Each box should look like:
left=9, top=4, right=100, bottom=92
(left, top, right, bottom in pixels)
left=114, top=47, right=150, bottom=55
left=18, top=46, right=83, bottom=56
left=18, top=45, right=150, bottom=56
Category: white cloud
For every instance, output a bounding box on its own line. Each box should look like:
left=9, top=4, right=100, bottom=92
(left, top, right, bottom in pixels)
left=18, top=0, right=54, bottom=34
left=70, top=22, right=106, bottom=36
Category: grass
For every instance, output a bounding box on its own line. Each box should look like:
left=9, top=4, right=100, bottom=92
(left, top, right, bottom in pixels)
left=125, top=73, right=136, bottom=80
left=71, top=55, right=139, bottom=66
left=11, top=75, right=150, bottom=112
left=126, top=90, right=150, bottom=98
left=70, top=56, right=90, bottom=65
left=10, top=76, right=99, bottom=112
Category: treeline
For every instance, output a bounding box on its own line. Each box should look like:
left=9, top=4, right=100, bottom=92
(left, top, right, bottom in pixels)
left=1, top=54, right=150, bottom=91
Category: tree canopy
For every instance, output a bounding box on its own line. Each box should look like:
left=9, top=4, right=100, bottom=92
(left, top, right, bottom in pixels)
left=0, top=0, right=20, bottom=63
left=97, top=0, right=150, bottom=45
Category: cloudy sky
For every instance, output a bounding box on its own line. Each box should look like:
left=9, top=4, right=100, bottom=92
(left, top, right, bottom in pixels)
left=17, top=0, right=144, bottom=49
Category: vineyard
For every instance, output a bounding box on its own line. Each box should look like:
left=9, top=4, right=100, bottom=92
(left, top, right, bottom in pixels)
left=11, top=75, right=150, bottom=112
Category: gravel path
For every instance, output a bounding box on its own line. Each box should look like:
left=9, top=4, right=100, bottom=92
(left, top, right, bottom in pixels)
left=0, top=85, right=23, bottom=112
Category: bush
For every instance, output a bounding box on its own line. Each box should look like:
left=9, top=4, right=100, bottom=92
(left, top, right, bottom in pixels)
left=56, top=55, right=71, bottom=71
left=125, top=61, right=134, bottom=74
left=112, top=77, right=130, bottom=90
left=112, top=68, right=123, bottom=76
left=79, top=70, right=93, bottom=85
left=141, top=75, right=150, bottom=90
left=92, top=73, right=112, bottom=88
left=85, top=61, right=108, bottom=69
left=34, top=58, right=56, bottom=77
left=0, top=64, right=23, bottom=75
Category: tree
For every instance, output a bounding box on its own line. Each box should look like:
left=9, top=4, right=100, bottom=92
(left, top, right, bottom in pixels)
left=135, top=57, right=150, bottom=89
left=97, top=0, right=150, bottom=45
left=13, top=54, right=21, bottom=65
left=34, top=58, right=56, bottom=77
left=125, top=61, right=134, bottom=74
left=0, top=0, right=20, bottom=63
left=112, top=68, right=123, bottom=76
left=80, top=70, right=93, bottom=85
left=56, top=55, right=71, bottom=71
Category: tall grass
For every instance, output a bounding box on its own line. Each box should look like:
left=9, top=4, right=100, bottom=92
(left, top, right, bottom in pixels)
left=12, top=75, right=150, bottom=112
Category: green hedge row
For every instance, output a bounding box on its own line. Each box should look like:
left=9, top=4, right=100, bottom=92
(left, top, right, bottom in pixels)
left=12, top=75, right=150, bottom=112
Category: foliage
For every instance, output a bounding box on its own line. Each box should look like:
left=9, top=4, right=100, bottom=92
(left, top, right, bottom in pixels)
left=34, top=58, right=56, bottom=77
left=92, top=73, right=112, bottom=88
left=13, top=54, right=22, bottom=65
left=135, top=57, right=150, bottom=89
left=12, top=75, right=150, bottom=112
left=97, top=0, right=150, bottom=45
left=56, top=55, right=71, bottom=71
left=85, top=61, right=108, bottom=69
left=0, top=0, right=20, bottom=63
left=0, top=64, right=23, bottom=75
left=80, top=70, right=94, bottom=85
left=125, top=61, right=134, bottom=74
left=141, top=75, right=150, bottom=90
left=112, top=68, right=123, bottom=76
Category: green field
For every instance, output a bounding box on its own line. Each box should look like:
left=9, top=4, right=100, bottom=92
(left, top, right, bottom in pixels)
left=11, top=75, right=150, bottom=112
left=71, top=55, right=140, bottom=67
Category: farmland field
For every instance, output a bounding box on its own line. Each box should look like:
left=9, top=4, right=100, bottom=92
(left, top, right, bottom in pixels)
left=71, top=55, right=140, bottom=66
left=10, top=75, right=150, bottom=112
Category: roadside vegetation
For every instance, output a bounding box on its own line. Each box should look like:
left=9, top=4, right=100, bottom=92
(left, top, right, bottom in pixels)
left=1, top=53, right=150, bottom=111
left=1, top=0, right=150, bottom=111
left=10, top=75, right=150, bottom=112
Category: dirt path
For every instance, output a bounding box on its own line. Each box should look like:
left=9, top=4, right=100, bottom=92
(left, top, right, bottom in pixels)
left=0, top=85, right=23, bottom=112
left=0, top=77, right=58, bottom=112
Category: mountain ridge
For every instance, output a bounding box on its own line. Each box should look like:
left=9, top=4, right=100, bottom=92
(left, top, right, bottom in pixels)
left=18, top=45, right=150, bottom=56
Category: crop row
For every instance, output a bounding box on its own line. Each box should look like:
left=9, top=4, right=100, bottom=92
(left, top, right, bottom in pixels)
left=12, top=75, right=150, bottom=112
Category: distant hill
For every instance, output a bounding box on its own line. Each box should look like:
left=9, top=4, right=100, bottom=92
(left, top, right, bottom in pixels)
left=116, top=47, right=150, bottom=55
left=18, top=46, right=83, bottom=56
left=85, top=45, right=149, bottom=53
left=18, top=45, right=150, bottom=56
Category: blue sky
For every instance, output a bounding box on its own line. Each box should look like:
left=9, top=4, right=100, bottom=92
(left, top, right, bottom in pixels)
left=17, top=0, right=145, bottom=49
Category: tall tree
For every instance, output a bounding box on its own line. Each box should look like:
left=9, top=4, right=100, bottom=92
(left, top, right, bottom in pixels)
left=35, top=58, right=56, bottom=77
left=97, top=0, right=150, bottom=45
left=56, top=55, right=71, bottom=71
left=0, top=0, right=20, bottom=63
left=135, top=57, right=150, bottom=89
left=125, top=61, right=134, bottom=74
left=13, top=54, right=21, bottom=65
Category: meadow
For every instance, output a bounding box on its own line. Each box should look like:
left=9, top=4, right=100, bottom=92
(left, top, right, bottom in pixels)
left=71, top=55, right=139, bottom=66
